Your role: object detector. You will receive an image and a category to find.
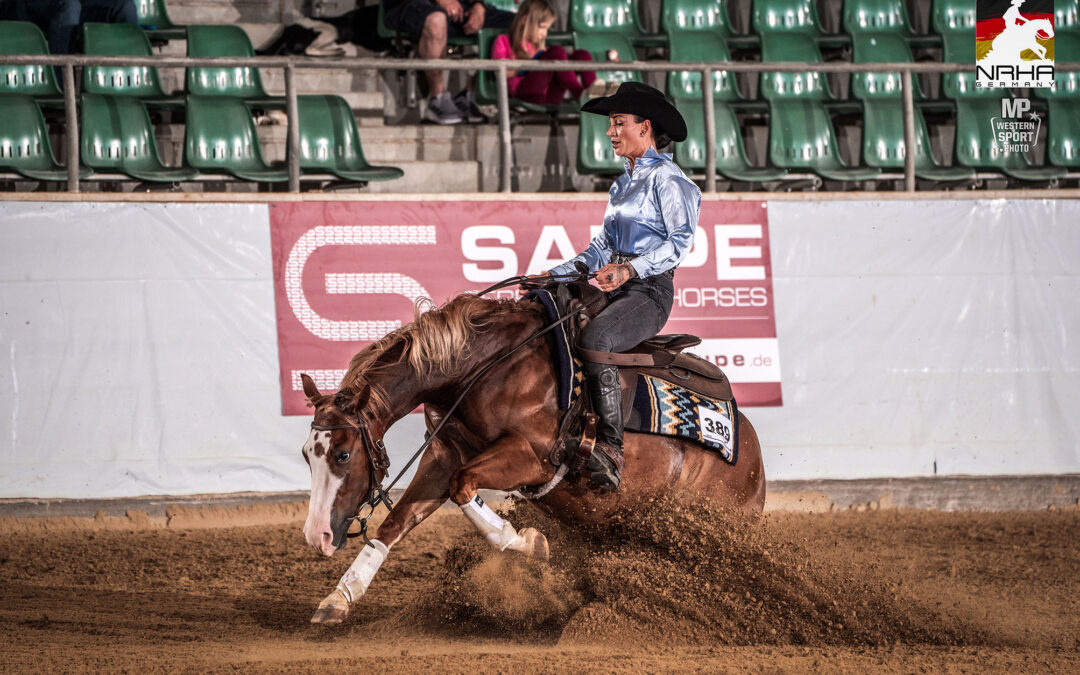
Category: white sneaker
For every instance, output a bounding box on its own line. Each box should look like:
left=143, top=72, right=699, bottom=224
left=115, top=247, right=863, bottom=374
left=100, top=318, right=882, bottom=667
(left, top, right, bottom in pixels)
left=424, top=93, right=463, bottom=125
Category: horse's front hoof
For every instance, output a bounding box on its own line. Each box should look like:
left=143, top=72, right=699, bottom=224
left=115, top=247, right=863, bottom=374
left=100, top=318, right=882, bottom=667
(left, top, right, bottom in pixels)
left=310, top=589, right=350, bottom=624
left=520, top=527, right=550, bottom=561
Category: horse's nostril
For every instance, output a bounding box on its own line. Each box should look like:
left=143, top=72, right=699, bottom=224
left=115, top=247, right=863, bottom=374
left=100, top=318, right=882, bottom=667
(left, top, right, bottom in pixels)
left=320, top=531, right=334, bottom=550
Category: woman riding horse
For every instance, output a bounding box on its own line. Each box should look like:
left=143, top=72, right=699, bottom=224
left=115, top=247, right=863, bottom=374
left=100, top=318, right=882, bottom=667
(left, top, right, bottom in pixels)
left=548, top=82, right=700, bottom=492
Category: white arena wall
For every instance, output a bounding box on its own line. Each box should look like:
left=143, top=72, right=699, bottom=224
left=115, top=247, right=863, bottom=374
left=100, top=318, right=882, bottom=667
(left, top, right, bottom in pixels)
left=0, top=196, right=1077, bottom=499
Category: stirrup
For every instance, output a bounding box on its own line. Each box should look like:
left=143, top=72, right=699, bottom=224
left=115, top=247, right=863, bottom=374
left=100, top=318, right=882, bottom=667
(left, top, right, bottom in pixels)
left=586, top=442, right=623, bottom=492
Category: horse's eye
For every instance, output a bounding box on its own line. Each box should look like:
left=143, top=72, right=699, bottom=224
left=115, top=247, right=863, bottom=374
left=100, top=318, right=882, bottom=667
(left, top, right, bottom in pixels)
left=335, top=451, right=351, bottom=464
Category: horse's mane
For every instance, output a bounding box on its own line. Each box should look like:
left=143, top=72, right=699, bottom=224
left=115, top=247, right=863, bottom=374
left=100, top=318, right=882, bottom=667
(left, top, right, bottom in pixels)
left=339, top=294, right=530, bottom=415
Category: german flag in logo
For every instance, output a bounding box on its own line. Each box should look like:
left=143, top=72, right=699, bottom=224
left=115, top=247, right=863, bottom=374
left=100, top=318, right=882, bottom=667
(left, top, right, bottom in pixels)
left=977, top=0, right=1056, bottom=62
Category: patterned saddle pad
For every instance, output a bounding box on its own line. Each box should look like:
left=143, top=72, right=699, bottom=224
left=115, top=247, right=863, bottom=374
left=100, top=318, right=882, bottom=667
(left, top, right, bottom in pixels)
left=627, top=374, right=739, bottom=464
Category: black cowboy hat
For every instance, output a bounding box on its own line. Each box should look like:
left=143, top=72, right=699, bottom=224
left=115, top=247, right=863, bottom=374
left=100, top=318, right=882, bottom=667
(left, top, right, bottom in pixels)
left=580, top=81, right=687, bottom=143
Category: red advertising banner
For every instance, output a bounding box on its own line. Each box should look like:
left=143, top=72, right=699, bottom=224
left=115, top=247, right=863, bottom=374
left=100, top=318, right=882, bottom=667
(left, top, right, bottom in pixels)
left=270, top=200, right=781, bottom=415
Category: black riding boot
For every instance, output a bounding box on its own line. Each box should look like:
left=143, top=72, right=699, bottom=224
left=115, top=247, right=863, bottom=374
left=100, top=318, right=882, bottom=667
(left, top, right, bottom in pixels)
left=584, top=362, right=625, bottom=491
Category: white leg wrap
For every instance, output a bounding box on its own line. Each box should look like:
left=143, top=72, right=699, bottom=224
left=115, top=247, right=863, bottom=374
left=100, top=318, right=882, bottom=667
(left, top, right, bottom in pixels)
left=335, top=539, right=389, bottom=605
left=460, top=495, right=525, bottom=552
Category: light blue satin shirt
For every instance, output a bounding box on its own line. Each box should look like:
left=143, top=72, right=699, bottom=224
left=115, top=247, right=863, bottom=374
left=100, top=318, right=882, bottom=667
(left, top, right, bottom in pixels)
left=550, top=147, right=701, bottom=279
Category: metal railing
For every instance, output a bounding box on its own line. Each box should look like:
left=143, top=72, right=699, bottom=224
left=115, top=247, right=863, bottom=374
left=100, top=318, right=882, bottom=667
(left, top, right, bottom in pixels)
left=1, top=53, right=1077, bottom=194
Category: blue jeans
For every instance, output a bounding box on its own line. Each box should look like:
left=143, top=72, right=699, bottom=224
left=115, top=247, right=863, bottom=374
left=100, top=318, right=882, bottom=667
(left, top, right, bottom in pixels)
left=578, top=274, right=675, bottom=353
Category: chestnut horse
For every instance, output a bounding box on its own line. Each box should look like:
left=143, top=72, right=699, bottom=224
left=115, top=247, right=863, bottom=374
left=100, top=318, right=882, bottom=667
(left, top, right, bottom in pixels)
left=300, top=293, right=765, bottom=624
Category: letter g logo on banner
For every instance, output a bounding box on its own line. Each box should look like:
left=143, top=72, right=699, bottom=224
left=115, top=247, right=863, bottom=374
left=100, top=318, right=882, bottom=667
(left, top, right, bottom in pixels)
left=285, top=225, right=435, bottom=341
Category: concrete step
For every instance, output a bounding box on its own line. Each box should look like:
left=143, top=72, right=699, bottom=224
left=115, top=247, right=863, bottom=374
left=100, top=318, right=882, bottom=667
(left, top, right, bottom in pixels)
left=151, top=22, right=279, bottom=50
left=168, top=0, right=303, bottom=25
left=257, top=123, right=475, bottom=163
left=262, top=68, right=379, bottom=95
left=355, top=125, right=478, bottom=162
left=149, top=77, right=385, bottom=114
left=364, top=160, right=480, bottom=193
left=150, top=125, right=479, bottom=192
left=240, top=23, right=283, bottom=48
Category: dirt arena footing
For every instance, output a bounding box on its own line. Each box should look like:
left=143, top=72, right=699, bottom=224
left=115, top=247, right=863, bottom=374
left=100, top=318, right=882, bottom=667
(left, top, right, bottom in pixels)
left=1, top=486, right=1078, bottom=672
left=2, top=475, right=1078, bottom=519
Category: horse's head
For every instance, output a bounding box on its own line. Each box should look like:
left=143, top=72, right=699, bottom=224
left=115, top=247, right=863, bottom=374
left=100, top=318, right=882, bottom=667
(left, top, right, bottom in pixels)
left=1031, top=18, right=1054, bottom=40
left=299, top=373, right=388, bottom=557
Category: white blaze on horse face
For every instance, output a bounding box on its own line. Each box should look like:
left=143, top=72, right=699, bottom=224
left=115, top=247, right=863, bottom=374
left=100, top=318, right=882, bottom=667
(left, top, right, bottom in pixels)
left=302, top=428, right=344, bottom=556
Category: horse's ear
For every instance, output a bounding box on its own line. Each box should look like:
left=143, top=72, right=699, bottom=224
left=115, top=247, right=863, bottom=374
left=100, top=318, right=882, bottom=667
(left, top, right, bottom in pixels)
left=300, top=373, right=321, bottom=401
left=341, top=383, right=371, bottom=414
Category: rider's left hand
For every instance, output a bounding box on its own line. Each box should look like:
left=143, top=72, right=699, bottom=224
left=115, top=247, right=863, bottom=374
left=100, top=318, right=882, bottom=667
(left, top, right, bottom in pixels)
left=595, top=263, right=635, bottom=292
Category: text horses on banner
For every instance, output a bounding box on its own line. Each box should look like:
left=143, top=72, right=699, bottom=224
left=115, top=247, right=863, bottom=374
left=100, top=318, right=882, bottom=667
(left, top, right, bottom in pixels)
left=269, top=201, right=781, bottom=414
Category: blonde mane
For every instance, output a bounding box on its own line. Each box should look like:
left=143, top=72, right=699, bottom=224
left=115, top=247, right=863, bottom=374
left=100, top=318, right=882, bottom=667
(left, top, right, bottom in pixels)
left=339, top=294, right=528, bottom=415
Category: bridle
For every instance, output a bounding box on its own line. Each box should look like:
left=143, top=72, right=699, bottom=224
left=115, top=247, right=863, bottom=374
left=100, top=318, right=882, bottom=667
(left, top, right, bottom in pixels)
left=309, top=268, right=600, bottom=548
left=310, top=405, right=394, bottom=545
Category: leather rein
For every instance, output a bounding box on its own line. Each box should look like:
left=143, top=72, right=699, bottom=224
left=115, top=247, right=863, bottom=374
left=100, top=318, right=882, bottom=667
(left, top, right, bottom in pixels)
left=313, top=269, right=598, bottom=547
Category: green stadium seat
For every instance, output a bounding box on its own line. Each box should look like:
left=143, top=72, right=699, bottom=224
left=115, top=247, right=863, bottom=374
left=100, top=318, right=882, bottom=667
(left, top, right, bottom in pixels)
left=665, top=28, right=743, bottom=102
left=574, top=32, right=640, bottom=175
left=944, top=75, right=1066, bottom=181
left=759, top=32, right=839, bottom=101
left=573, top=31, right=639, bottom=85
left=931, top=0, right=974, bottom=64
left=759, top=26, right=879, bottom=183
left=487, top=0, right=520, bottom=13
left=764, top=98, right=881, bottom=180
left=135, top=0, right=186, bottom=40
left=846, top=28, right=969, bottom=182
left=0, top=94, right=90, bottom=180
left=852, top=66, right=974, bottom=181
left=843, top=0, right=914, bottom=36
left=842, top=0, right=939, bottom=47
left=570, top=0, right=666, bottom=47
left=1040, top=83, right=1080, bottom=170
left=0, top=21, right=62, bottom=98
left=661, top=0, right=758, bottom=49
left=80, top=93, right=196, bottom=181
left=666, top=31, right=786, bottom=181
left=752, top=0, right=849, bottom=47
left=661, top=0, right=737, bottom=37
left=298, top=95, right=404, bottom=183
left=186, top=25, right=280, bottom=104
left=82, top=23, right=180, bottom=105
left=676, top=104, right=789, bottom=181
left=1056, top=0, right=1079, bottom=37
left=183, top=95, right=287, bottom=181
left=850, top=32, right=927, bottom=97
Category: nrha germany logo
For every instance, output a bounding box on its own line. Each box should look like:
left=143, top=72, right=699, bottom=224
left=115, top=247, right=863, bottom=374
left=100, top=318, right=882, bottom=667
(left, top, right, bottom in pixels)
left=976, top=0, right=1056, bottom=88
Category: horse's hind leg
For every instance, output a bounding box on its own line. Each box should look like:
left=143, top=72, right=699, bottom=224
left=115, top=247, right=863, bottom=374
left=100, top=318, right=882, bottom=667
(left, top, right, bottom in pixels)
left=451, top=432, right=553, bottom=561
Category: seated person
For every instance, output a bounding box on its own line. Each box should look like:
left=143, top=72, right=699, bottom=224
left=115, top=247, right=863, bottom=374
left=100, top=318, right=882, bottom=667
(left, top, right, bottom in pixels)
left=490, top=0, right=596, bottom=105
left=256, top=6, right=393, bottom=56
left=383, top=0, right=515, bottom=124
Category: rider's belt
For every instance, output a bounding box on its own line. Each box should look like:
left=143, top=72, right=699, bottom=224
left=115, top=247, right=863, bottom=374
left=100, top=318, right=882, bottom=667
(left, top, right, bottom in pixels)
left=610, top=251, right=675, bottom=279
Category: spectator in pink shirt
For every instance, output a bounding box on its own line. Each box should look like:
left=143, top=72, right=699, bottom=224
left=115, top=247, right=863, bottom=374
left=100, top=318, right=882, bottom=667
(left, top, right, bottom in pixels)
left=490, top=0, right=597, bottom=105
